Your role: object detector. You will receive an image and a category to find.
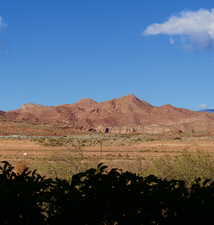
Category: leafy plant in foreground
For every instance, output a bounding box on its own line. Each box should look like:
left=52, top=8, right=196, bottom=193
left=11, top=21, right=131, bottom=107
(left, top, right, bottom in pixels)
left=1, top=160, right=214, bottom=225
left=0, top=161, right=52, bottom=225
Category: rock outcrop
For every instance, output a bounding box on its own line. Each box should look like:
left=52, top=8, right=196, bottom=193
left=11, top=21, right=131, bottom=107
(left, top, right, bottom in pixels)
left=2, top=95, right=214, bottom=135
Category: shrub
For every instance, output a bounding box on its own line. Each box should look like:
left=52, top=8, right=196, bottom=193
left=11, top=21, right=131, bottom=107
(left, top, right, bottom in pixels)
left=0, top=161, right=52, bottom=225
left=1, top=161, right=214, bottom=225
left=144, top=151, right=214, bottom=182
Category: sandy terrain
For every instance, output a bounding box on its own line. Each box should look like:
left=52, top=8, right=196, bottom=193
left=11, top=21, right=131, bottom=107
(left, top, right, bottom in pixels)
left=0, top=137, right=214, bottom=178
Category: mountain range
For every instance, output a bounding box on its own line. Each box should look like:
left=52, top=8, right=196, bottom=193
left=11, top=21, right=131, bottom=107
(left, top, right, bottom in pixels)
left=1, top=94, right=214, bottom=136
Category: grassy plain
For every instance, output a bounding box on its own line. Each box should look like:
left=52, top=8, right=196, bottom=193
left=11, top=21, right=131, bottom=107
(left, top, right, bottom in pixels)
left=1, top=134, right=214, bottom=181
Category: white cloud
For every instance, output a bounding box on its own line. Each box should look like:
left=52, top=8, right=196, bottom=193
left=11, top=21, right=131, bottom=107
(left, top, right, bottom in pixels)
left=144, top=9, right=214, bottom=48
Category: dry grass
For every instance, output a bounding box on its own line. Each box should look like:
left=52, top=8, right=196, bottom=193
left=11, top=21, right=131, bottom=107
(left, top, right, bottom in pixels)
left=1, top=136, right=214, bottom=180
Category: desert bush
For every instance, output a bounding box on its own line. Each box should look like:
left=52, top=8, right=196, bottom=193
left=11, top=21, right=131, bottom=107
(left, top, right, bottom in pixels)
left=15, top=160, right=29, bottom=174
left=47, top=163, right=214, bottom=225
left=143, top=151, right=214, bottom=182
left=2, top=161, right=214, bottom=224
left=34, top=136, right=102, bottom=147
left=0, top=161, right=52, bottom=225
left=33, top=134, right=160, bottom=148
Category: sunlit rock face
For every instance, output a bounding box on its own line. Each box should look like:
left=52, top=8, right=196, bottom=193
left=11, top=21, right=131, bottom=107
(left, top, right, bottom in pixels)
left=2, top=95, right=214, bottom=135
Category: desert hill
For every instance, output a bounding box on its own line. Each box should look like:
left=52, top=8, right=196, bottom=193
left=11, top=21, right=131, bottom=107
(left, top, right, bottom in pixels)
left=1, top=94, right=214, bottom=136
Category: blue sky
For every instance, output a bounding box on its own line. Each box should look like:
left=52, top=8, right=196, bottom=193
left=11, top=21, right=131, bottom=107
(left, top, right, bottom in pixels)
left=1, top=0, right=214, bottom=111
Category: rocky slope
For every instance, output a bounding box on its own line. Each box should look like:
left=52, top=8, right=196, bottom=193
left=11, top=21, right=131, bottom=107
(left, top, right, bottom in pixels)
left=1, top=94, right=214, bottom=135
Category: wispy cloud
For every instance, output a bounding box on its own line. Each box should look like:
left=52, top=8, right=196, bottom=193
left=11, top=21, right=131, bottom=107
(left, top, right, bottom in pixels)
left=198, top=104, right=208, bottom=109
left=144, top=9, right=214, bottom=48
left=0, top=16, right=6, bottom=30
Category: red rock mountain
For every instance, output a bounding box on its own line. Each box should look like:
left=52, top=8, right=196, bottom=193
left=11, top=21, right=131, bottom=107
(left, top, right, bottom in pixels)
left=1, top=94, right=214, bottom=135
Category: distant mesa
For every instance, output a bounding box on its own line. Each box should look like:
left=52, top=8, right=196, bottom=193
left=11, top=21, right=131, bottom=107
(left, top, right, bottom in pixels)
left=119, top=94, right=147, bottom=102
left=2, top=94, right=214, bottom=135
left=75, top=98, right=97, bottom=105
left=21, top=103, right=45, bottom=110
left=113, top=94, right=153, bottom=107
left=120, top=94, right=139, bottom=101
left=160, top=104, right=175, bottom=109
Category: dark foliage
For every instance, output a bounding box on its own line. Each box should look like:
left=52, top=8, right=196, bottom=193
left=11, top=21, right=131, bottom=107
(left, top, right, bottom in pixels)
left=1, top=161, right=214, bottom=225
left=0, top=161, right=52, bottom=225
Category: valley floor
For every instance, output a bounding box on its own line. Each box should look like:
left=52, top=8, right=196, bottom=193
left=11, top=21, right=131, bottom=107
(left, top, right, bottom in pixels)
left=1, top=135, right=214, bottom=180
